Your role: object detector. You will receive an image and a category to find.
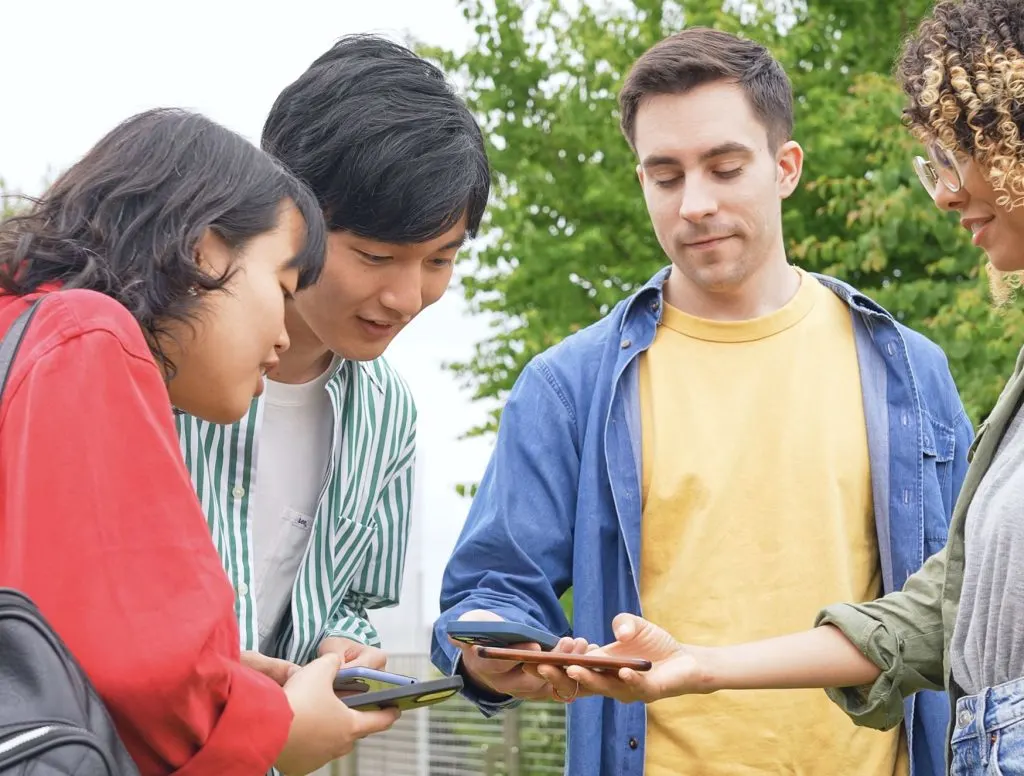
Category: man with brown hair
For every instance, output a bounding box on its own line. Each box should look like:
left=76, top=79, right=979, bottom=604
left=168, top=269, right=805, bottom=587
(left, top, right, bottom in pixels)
left=432, top=27, right=967, bottom=776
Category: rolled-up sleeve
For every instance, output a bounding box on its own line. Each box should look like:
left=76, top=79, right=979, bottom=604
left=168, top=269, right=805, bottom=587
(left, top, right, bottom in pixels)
left=815, top=546, right=948, bottom=730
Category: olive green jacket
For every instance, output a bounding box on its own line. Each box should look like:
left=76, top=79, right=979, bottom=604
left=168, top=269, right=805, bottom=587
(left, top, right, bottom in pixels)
left=815, top=345, right=1024, bottom=769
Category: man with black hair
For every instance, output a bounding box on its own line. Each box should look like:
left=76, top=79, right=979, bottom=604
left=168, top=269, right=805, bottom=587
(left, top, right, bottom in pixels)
left=178, top=34, right=490, bottom=678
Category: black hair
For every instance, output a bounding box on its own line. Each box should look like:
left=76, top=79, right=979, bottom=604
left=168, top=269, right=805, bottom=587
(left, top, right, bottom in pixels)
left=0, top=108, right=326, bottom=374
left=262, top=33, right=491, bottom=243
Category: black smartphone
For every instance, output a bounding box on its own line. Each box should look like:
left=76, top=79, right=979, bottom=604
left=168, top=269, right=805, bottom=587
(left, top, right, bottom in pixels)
left=342, top=676, right=464, bottom=711
left=446, top=620, right=561, bottom=650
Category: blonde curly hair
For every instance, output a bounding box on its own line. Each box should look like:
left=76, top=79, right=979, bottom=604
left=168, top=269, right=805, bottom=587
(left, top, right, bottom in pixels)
left=897, top=0, right=1024, bottom=303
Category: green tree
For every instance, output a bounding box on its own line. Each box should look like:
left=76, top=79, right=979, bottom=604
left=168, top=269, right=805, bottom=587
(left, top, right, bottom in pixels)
left=422, top=0, right=1022, bottom=434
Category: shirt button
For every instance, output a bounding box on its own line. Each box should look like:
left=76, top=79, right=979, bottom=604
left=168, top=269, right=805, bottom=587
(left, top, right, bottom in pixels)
left=628, top=737, right=639, bottom=750
left=237, top=582, right=249, bottom=596
left=232, top=485, right=245, bottom=499
left=886, top=342, right=897, bottom=356
left=621, top=339, right=632, bottom=349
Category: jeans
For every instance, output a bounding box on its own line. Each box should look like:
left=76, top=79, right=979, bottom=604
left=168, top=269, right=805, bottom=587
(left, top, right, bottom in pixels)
left=951, top=676, right=1024, bottom=775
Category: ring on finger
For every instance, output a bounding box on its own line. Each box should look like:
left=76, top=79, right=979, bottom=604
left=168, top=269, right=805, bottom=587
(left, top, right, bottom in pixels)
left=552, top=678, right=580, bottom=704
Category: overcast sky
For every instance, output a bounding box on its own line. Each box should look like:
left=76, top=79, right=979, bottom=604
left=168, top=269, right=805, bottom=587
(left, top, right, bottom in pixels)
left=1, top=0, right=499, bottom=652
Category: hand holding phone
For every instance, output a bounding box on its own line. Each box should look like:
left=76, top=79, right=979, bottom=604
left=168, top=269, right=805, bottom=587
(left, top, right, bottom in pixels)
left=275, top=654, right=399, bottom=775
left=447, top=611, right=596, bottom=702
left=475, top=646, right=652, bottom=672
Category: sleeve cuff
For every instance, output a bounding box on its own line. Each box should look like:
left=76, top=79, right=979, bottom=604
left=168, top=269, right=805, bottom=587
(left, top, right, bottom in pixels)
left=323, top=619, right=381, bottom=649
left=173, top=665, right=293, bottom=776
left=450, top=651, right=522, bottom=716
left=815, top=605, right=908, bottom=731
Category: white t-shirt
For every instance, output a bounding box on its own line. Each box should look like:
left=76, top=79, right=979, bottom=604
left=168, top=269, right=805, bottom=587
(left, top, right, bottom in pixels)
left=252, top=359, right=339, bottom=651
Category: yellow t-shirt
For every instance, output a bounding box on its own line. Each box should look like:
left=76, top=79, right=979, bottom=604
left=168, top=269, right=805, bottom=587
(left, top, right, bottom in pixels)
left=638, top=270, right=909, bottom=776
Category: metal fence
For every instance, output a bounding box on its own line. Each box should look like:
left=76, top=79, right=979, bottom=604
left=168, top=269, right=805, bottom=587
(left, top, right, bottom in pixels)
left=330, top=654, right=567, bottom=776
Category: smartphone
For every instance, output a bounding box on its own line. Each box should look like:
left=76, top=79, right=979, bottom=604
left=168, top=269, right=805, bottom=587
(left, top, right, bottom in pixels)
left=342, top=676, right=464, bottom=711
left=475, top=646, right=652, bottom=672
left=333, top=667, right=418, bottom=694
left=446, top=620, right=561, bottom=651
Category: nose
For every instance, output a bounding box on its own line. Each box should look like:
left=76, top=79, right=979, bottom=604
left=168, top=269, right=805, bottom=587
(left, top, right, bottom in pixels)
left=274, top=325, right=290, bottom=355
left=678, top=177, right=718, bottom=222
left=379, top=265, right=424, bottom=319
left=932, top=182, right=967, bottom=213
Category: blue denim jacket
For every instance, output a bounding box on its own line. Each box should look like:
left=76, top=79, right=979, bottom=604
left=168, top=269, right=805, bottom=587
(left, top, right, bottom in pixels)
left=432, top=269, right=973, bottom=776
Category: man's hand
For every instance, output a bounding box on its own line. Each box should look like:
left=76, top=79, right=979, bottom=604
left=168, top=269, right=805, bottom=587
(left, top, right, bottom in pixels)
left=319, top=636, right=387, bottom=669
left=450, top=610, right=593, bottom=703
left=241, top=650, right=300, bottom=686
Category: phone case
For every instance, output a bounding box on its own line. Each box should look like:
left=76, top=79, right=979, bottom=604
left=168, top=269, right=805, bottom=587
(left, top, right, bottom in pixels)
left=342, top=676, right=464, bottom=711
left=446, top=620, right=561, bottom=650
left=333, top=667, right=418, bottom=694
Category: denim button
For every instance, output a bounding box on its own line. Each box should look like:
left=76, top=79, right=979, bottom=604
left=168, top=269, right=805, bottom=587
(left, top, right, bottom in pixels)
left=957, top=709, right=973, bottom=727
left=887, top=342, right=897, bottom=356
left=628, top=737, right=639, bottom=750
left=621, top=339, right=632, bottom=349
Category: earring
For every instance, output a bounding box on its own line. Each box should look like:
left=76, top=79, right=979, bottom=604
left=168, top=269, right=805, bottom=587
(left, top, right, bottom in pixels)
left=186, top=286, right=198, bottom=296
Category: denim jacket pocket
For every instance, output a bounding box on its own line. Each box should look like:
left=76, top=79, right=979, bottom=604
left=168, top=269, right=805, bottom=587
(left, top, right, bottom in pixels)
left=922, top=413, right=956, bottom=548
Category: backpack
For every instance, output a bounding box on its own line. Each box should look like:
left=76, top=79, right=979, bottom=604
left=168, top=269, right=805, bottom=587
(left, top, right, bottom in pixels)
left=0, top=298, right=140, bottom=775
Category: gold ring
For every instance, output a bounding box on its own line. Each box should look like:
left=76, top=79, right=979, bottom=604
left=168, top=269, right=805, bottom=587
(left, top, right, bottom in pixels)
left=553, top=679, right=580, bottom=703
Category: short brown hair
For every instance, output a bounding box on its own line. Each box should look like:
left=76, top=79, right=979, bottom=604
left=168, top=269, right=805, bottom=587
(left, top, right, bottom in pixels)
left=618, top=28, right=794, bottom=150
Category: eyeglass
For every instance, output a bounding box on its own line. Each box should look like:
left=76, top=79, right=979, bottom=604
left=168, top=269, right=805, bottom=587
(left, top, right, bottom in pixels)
left=913, top=143, right=964, bottom=197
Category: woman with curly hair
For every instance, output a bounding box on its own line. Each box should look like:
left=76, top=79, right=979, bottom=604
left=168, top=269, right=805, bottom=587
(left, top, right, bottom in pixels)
left=559, top=1, right=1024, bottom=773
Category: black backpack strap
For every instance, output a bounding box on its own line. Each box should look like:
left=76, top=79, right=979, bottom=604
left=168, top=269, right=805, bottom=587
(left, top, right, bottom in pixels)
left=0, top=299, right=43, bottom=403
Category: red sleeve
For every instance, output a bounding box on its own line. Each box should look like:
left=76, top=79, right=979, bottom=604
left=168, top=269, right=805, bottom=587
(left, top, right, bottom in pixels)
left=0, top=316, right=292, bottom=775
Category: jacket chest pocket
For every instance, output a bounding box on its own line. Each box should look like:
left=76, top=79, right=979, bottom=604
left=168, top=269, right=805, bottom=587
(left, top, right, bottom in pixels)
left=922, top=414, right=956, bottom=551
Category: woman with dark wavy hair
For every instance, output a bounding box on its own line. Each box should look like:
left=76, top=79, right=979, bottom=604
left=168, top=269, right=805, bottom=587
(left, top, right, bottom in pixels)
left=557, top=1, right=1024, bottom=773
left=0, top=108, right=397, bottom=775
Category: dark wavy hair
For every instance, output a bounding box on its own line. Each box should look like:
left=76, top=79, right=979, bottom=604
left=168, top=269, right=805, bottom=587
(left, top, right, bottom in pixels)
left=0, top=108, right=327, bottom=373
left=262, top=34, right=490, bottom=242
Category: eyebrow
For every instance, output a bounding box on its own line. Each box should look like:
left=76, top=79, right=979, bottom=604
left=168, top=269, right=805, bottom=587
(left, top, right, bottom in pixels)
left=641, top=141, right=755, bottom=169
left=439, top=234, right=467, bottom=251
left=354, top=233, right=468, bottom=259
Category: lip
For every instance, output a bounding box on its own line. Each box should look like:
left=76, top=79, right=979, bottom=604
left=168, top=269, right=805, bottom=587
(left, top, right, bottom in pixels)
left=684, top=235, right=734, bottom=251
left=357, top=317, right=400, bottom=340
left=253, top=360, right=278, bottom=397
left=962, top=216, right=994, bottom=247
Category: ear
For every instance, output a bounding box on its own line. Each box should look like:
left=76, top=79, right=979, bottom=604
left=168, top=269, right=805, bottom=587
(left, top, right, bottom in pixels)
left=776, top=140, right=804, bottom=199
left=194, top=227, right=231, bottom=276
left=636, top=163, right=646, bottom=189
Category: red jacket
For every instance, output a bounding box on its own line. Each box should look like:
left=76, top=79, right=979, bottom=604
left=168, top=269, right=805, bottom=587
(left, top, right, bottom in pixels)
left=0, top=288, right=293, bottom=775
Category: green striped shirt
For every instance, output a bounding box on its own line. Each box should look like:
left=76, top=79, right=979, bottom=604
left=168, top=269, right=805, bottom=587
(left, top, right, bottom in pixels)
left=176, top=356, right=416, bottom=665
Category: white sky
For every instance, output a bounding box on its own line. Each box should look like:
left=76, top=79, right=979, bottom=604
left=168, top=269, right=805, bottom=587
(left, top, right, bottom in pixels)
left=1, top=0, right=498, bottom=651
